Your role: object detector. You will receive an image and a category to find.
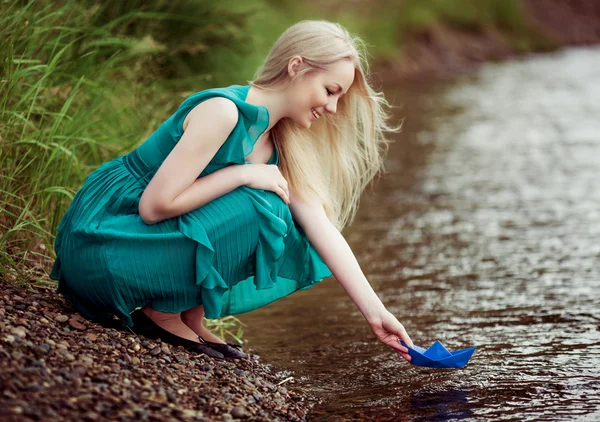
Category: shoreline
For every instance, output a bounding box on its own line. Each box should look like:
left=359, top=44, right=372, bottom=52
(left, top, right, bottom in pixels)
left=375, top=0, right=600, bottom=82
left=0, top=283, right=316, bottom=421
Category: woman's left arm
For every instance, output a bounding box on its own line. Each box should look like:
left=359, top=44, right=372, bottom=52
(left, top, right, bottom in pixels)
left=289, top=193, right=413, bottom=361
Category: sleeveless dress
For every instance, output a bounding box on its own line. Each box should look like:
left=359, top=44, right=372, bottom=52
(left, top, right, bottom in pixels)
left=50, top=84, right=332, bottom=328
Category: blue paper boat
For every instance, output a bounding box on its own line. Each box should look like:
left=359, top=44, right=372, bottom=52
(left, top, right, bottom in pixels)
left=400, top=340, right=476, bottom=369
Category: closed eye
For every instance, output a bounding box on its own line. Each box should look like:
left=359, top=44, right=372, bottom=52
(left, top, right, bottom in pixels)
left=326, top=88, right=334, bottom=96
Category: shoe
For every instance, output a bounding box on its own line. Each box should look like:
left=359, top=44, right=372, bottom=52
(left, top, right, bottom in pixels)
left=198, top=335, right=248, bottom=360
left=131, top=310, right=225, bottom=360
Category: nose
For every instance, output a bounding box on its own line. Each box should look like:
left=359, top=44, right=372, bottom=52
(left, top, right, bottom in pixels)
left=324, top=98, right=338, bottom=114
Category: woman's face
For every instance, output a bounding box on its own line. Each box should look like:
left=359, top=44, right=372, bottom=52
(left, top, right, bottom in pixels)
left=286, top=57, right=355, bottom=129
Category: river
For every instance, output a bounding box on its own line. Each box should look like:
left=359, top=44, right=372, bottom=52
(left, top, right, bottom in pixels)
left=242, top=46, right=600, bottom=421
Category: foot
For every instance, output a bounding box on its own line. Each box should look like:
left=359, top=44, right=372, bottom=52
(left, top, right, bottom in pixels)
left=141, top=308, right=201, bottom=343
left=181, top=314, right=226, bottom=344
left=132, top=309, right=225, bottom=359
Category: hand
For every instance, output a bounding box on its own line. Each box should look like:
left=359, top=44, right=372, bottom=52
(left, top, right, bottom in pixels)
left=368, top=310, right=413, bottom=362
left=241, top=164, right=290, bottom=204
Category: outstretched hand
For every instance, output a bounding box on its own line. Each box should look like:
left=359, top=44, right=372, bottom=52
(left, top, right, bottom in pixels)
left=369, top=310, right=413, bottom=362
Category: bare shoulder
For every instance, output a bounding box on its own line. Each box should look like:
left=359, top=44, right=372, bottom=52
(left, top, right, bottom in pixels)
left=183, top=96, right=239, bottom=133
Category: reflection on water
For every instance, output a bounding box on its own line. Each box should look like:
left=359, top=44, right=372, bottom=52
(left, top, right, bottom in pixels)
left=241, top=47, right=600, bottom=420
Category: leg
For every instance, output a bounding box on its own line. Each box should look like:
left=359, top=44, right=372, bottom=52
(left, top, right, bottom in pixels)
left=141, top=307, right=200, bottom=342
left=181, top=305, right=226, bottom=344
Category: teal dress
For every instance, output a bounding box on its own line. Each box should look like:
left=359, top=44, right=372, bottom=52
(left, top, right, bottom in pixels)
left=50, top=84, right=332, bottom=328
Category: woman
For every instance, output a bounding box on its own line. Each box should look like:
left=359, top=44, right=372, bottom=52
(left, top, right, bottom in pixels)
left=51, top=20, right=413, bottom=361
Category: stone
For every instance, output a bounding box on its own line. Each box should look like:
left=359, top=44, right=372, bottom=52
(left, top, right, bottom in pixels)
left=10, top=326, right=27, bottom=338
left=57, top=350, right=75, bottom=361
left=79, top=356, right=94, bottom=365
left=69, top=318, right=86, bottom=331
left=55, top=315, right=68, bottom=323
left=231, top=406, right=246, bottom=418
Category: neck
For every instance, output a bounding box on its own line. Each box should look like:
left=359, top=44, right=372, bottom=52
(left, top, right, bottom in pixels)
left=245, top=84, right=288, bottom=132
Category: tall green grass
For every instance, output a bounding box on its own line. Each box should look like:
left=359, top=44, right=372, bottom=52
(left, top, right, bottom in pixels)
left=0, top=0, right=262, bottom=285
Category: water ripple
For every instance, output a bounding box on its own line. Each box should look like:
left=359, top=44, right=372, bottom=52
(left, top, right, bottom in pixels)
left=242, top=47, right=600, bottom=420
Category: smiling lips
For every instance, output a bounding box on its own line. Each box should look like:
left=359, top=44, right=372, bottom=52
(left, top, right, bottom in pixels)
left=311, top=108, right=320, bottom=120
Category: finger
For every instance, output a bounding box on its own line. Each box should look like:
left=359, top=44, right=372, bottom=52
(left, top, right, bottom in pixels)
left=278, top=178, right=289, bottom=194
left=391, top=340, right=409, bottom=354
left=278, top=184, right=290, bottom=203
left=397, top=326, right=413, bottom=348
left=275, top=186, right=290, bottom=204
left=391, top=346, right=411, bottom=362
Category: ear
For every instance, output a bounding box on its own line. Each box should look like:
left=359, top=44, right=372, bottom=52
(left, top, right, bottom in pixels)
left=287, top=56, right=304, bottom=78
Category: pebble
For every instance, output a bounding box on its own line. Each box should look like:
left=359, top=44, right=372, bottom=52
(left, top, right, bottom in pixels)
left=180, top=409, right=198, bottom=418
left=57, top=350, right=75, bottom=361
left=55, top=315, right=68, bottom=323
left=0, top=284, right=313, bottom=421
left=10, top=326, right=27, bottom=338
left=231, top=406, right=246, bottom=418
left=69, top=318, right=86, bottom=331
left=79, top=356, right=94, bottom=365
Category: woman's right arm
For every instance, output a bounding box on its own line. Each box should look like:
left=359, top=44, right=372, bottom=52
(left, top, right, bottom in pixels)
left=138, top=97, right=243, bottom=224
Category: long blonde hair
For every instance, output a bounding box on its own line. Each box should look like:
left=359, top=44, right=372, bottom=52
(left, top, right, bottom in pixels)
left=251, top=20, right=399, bottom=230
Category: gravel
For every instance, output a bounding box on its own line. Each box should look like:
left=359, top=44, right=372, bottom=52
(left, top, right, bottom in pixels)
left=0, top=284, right=318, bottom=421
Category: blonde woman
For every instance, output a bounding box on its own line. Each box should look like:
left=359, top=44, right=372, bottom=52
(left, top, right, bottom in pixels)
left=51, top=20, right=413, bottom=361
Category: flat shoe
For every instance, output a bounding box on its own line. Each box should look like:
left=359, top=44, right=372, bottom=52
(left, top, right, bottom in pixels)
left=131, top=310, right=225, bottom=360
left=198, top=335, right=248, bottom=360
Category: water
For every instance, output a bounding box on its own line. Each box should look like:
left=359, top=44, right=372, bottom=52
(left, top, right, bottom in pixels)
left=242, top=47, right=600, bottom=420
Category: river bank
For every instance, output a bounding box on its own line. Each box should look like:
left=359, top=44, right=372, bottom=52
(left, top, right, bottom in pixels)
left=0, top=283, right=316, bottom=421
left=376, top=0, right=600, bottom=81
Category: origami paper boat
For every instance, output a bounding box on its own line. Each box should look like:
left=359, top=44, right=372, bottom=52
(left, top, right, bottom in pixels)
left=400, top=340, right=476, bottom=369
